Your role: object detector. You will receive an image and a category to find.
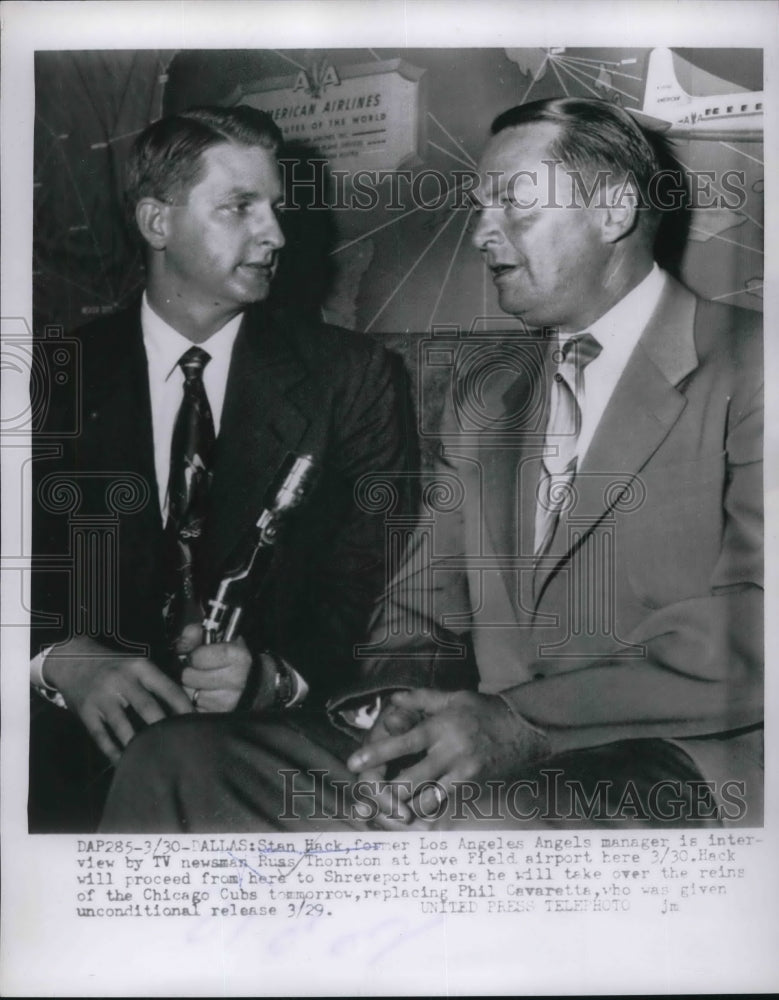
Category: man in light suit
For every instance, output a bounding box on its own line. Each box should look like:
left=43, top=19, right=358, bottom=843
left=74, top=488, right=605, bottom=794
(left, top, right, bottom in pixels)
left=339, top=97, right=763, bottom=828
left=30, top=106, right=412, bottom=831
left=100, top=97, right=762, bottom=831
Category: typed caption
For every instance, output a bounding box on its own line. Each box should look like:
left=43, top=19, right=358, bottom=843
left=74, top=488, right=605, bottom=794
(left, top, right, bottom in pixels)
left=74, top=830, right=760, bottom=922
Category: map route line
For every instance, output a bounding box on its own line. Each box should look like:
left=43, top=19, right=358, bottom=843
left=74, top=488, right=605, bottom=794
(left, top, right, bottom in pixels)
left=517, top=53, right=549, bottom=106
left=706, top=177, right=763, bottom=232
left=428, top=140, right=478, bottom=171
left=718, top=141, right=763, bottom=165
left=34, top=265, right=119, bottom=306
left=330, top=204, right=424, bottom=257
left=270, top=50, right=308, bottom=72
left=365, top=208, right=459, bottom=332
left=330, top=179, right=473, bottom=257
left=553, top=55, right=639, bottom=104
left=711, top=283, right=762, bottom=301
left=35, top=114, right=116, bottom=302
left=110, top=56, right=148, bottom=138
left=554, top=54, right=631, bottom=68
left=550, top=57, right=604, bottom=101
left=71, top=55, right=110, bottom=136
left=688, top=227, right=763, bottom=254
left=550, top=59, right=572, bottom=98
left=90, top=127, right=147, bottom=150
left=556, top=54, right=643, bottom=82
left=113, top=259, right=145, bottom=308
left=426, top=112, right=477, bottom=168
left=427, top=203, right=473, bottom=329
left=33, top=136, right=64, bottom=177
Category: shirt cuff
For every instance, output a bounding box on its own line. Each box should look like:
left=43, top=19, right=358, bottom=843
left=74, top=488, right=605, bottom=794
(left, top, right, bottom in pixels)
left=31, top=647, right=68, bottom=709
left=340, top=695, right=383, bottom=731
left=279, top=658, right=309, bottom=708
left=496, top=691, right=550, bottom=759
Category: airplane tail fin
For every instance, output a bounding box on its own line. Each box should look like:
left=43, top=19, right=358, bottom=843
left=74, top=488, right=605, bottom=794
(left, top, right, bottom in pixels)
left=642, top=48, right=690, bottom=118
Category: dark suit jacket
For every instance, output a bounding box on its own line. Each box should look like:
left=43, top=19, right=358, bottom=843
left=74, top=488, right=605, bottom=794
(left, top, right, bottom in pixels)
left=334, top=276, right=763, bottom=809
left=32, top=299, right=415, bottom=702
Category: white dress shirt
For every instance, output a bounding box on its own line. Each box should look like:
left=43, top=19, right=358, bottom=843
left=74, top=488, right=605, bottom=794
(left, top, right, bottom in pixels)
left=34, top=296, right=309, bottom=707
left=32, top=298, right=241, bottom=687
left=552, top=263, right=667, bottom=465
left=35, top=299, right=275, bottom=689
left=141, top=293, right=242, bottom=521
left=140, top=297, right=307, bottom=706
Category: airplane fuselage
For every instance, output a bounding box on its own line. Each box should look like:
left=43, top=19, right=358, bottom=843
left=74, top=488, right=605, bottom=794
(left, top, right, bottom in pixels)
left=641, top=48, right=763, bottom=142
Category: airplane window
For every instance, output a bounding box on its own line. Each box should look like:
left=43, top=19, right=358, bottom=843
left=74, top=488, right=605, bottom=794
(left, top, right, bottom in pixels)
left=705, top=108, right=711, bottom=115
left=756, top=102, right=762, bottom=110
left=727, top=105, right=733, bottom=113
left=712, top=107, right=719, bottom=114
left=741, top=104, right=748, bottom=112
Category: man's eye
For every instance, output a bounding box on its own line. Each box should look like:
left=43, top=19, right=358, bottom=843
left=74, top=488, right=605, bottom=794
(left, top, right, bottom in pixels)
left=223, top=201, right=250, bottom=214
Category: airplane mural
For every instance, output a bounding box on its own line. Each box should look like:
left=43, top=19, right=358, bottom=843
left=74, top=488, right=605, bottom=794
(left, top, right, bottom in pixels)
left=632, top=47, right=763, bottom=142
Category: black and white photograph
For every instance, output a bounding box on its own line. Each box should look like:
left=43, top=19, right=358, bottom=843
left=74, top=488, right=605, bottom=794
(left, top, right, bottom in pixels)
left=2, top=0, right=777, bottom=995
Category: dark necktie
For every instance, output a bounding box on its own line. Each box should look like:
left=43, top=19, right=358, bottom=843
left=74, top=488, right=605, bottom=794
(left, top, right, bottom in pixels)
left=163, top=346, right=215, bottom=640
left=534, top=332, right=602, bottom=563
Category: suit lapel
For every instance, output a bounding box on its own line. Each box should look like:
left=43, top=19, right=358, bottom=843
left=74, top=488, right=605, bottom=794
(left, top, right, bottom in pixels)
left=86, top=302, right=161, bottom=533
left=480, top=332, right=553, bottom=624
left=85, top=302, right=311, bottom=624
left=533, top=276, right=700, bottom=601
left=202, top=307, right=311, bottom=578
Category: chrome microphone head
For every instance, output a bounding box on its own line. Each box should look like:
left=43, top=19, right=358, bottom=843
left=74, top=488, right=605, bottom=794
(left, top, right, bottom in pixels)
left=262, top=454, right=317, bottom=519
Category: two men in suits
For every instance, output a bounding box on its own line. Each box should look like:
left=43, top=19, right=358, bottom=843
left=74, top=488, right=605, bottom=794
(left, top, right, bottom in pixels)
left=100, top=97, right=762, bottom=831
left=30, top=105, right=412, bottom=830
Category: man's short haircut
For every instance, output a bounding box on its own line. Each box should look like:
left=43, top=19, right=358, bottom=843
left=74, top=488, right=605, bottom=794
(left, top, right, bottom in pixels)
left=490, top=98, right=669, bottom=233
left=125, top=105, right=283, bottom=229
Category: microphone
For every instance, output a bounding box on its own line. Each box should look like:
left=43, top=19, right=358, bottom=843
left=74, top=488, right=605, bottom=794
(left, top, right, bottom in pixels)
left=201, top=453, right=317, bottom=644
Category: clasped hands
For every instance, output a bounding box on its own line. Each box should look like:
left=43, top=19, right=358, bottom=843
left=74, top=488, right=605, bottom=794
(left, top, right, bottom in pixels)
left=43, top=627, right=274, bottom=763
left=346, top=688, right=549, bottom=830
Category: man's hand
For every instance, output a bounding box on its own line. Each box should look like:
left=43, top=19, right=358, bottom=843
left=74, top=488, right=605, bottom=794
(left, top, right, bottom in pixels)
left=42, top=636, right=194, bottom=764
left=347, top=688, right=550, bottom=824
left=177, top=625, right=269, bottom=713
left=351, top=697, right=423, bottom=824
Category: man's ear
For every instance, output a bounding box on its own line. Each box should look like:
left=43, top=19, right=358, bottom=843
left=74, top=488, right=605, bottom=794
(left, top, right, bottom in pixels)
left=135, top=198, right=170, bottom=251
left=600, top=182, right=639, bottom=243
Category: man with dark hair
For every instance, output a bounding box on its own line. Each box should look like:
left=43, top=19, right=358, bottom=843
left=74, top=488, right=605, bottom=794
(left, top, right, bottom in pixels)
left=338, top=97, right=763, bottom=828
left=30, top=105, right=412, bottom=830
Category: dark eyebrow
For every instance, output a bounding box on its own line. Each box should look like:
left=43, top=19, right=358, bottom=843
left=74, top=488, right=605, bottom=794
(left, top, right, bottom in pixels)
left=222, top=187, right=284, bottom=205
left=223, top=188, right=259, bottom=199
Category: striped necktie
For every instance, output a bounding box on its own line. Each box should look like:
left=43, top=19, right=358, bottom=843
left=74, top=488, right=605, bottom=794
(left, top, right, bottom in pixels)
left=534, top=332, right=602, bottom=563
left=163, top=346, right=215, bottom=641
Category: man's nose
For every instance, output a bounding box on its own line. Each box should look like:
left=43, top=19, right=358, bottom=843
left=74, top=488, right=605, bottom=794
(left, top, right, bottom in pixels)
left=251, top=204, right=285, bottom=250
left=471, top=206, right=501, bottom=251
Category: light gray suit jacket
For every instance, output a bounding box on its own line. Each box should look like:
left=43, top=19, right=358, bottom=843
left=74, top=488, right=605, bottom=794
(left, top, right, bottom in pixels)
left=334, top=275, right=763, bottom=817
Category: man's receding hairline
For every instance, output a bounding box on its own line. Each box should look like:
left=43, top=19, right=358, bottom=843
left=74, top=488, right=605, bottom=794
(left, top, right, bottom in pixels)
left=490, top=118, right=561, bottom=144
left=483, top=119, right=565, bottom=166
left=483, top=117, right=647, bottom=192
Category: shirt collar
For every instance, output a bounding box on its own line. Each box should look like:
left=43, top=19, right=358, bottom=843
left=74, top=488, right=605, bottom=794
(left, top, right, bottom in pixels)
left=560, top=263, right=666, bottom=364
left=141, top=293, right=243, bottom=382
